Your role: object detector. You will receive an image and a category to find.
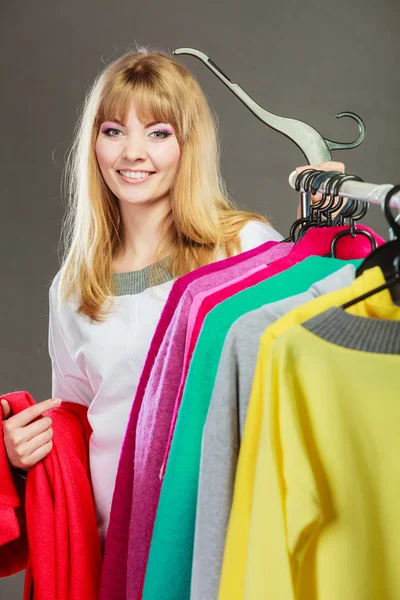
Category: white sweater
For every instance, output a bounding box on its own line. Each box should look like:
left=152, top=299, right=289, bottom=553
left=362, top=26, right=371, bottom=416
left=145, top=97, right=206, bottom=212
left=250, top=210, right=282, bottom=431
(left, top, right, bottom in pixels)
left=48, top=220, right=282, bottom=546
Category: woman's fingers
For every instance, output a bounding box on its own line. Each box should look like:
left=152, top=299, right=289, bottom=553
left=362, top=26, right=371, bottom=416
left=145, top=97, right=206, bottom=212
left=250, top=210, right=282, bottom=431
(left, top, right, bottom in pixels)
left=0, top=399, right=12, bottom=419
left=5, top=397, right=61, bottom=428
left=2, top=397, right=61, bottom=470
left=21, top=439, right=54, bottom=470
left=22, top=427, right=54, bottom=459
left=24, top=415, right=53, bottom=443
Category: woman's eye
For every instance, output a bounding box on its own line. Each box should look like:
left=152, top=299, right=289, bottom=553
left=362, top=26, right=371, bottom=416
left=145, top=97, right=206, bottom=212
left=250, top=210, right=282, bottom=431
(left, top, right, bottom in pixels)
left=103, top=127, right=123, bottom=137
left=150, top=129, right=172, bottom=139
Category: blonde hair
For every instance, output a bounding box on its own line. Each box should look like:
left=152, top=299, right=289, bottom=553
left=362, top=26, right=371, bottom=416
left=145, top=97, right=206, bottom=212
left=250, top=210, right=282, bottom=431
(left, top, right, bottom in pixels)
left=58, top=46, right=271, bottom=322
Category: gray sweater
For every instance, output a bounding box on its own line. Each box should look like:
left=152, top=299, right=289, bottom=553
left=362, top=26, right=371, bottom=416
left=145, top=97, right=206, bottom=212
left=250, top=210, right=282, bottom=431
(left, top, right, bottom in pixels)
left=190, top=264, right=356, bottom=600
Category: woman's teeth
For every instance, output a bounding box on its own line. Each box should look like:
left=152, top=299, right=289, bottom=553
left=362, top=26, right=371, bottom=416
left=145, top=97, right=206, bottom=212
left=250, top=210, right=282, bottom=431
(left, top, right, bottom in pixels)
left=119, top=170, right=154, bottom=180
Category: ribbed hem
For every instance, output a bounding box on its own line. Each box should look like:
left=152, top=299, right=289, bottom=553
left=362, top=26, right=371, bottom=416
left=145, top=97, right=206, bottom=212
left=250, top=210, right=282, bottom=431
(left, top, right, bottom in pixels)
left=303, top=307, right=400, bottom=354
left=112, top=257, right=173, bottom=296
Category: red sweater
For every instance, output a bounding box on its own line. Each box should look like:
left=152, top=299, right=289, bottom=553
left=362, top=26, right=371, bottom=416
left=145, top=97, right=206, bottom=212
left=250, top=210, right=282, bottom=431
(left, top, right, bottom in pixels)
left=0, top=391, right=102, bottom=600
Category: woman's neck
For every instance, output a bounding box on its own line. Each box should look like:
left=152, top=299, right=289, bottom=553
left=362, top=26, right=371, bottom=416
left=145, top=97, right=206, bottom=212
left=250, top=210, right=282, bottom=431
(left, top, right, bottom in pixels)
left=114, top=198, right=173, bottom=271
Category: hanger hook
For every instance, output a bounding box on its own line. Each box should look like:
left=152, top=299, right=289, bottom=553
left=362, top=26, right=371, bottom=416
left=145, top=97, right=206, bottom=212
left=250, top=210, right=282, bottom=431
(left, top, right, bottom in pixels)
left=352, top=201, right=369, bottom=222
left=309, top=171, right=340, bottom=217
left=295, top=169, right=316, bottom=191
left=325, top=112, right=366, bottom=152
left=173, top=47, right=366, bottom=165
left=383, top=185, right=400, bottom=239
left=311, top=171, right=341, bottom=195
left=302, top=170, right=325, bottom=193
left=331, top=174, right=364, bottom=222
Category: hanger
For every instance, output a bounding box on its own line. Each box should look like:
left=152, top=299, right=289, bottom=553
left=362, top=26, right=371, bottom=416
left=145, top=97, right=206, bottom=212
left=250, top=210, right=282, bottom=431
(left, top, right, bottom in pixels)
left=332, top=190, right=358, bottom=226
left=342, top=185, right=400, bottom=309
left=323, top=174, right=362, bottom=225
left=355, top=184, right=400, bottom=277
left=292, top=171, right=340, bottom=242
left=312, top=172, right=350, bottom=225
left=282, top=169, right=319, bottom=242
left=282, top=170, right=336, bottom=242
left=327, top=174, right=376, bottom=257
left=342, top=256, right=400, bottom=309
left=295, top=172, right=359, bottom=242
left=330, top=204, right=376, bottom=258
left=173, top=47, right=366, bottom=165
left=296, top=168, right=315, bottom=219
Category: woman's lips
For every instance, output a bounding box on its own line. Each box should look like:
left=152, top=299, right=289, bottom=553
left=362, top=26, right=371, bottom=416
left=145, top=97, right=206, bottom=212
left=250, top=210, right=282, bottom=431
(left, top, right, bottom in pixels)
left=118, top=171, right=155, bottom=184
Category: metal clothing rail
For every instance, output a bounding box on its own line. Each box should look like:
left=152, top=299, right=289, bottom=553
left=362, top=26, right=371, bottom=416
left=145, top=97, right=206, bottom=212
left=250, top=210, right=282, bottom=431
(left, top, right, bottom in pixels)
left=288, top=171, right=400, bottom=211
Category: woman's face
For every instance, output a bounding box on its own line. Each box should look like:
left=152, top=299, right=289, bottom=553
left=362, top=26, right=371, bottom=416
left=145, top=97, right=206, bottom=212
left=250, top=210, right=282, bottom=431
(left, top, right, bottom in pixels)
left=95, top=101, right=181, bottom=209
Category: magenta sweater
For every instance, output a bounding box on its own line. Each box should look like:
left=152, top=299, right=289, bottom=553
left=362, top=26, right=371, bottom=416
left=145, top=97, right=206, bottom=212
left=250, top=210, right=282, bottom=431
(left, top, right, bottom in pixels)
left=126, top=242, right=291, bottom=599
left=100, top=239, right=281, bottom=599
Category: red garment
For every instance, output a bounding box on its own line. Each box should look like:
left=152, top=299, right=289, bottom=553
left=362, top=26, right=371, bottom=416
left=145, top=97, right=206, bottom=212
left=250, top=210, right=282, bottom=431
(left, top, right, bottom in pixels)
left=0, top=391, right=102, bottom=600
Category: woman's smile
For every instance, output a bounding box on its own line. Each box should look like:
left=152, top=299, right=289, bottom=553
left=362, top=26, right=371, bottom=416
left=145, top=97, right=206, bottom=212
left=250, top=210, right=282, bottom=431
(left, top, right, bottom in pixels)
left=118, top=170, right=156, bottom=184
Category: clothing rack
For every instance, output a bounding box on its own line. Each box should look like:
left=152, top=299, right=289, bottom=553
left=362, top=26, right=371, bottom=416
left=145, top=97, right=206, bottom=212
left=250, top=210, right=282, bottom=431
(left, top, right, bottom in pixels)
left=288, top=171, right=400, bottom=211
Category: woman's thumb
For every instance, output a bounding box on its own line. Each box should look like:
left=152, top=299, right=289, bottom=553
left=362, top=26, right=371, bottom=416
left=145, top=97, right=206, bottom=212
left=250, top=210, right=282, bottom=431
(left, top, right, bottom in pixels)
left=1, top=399, right=11, bottom=420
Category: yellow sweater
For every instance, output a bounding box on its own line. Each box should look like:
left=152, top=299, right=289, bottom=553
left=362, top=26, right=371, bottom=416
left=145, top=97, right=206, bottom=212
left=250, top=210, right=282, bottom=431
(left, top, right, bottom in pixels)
left=219, top=266, right=399, bottom=599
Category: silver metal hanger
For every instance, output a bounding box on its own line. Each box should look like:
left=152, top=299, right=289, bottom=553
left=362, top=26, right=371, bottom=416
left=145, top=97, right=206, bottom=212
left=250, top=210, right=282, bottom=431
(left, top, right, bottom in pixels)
left=173, top=47, right=366, bottom=165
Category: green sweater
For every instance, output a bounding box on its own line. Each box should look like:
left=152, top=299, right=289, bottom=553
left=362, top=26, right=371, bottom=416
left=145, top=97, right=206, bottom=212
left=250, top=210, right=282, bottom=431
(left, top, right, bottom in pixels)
left=142, top=257, right=360, bottom=600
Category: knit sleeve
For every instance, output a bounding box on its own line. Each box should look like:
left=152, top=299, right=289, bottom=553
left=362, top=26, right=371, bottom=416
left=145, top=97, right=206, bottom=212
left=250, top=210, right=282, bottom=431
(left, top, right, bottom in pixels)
left=244, top=329, right=322, bottom=599
left=191, top=327, right=240, bottom=600
left=48, top=274, right=93, bottom=408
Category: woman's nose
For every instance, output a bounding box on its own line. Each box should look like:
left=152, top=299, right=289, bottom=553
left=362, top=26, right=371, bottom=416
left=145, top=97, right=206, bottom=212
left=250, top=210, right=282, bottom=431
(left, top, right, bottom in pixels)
left=122, top=134, right=147, bottom=161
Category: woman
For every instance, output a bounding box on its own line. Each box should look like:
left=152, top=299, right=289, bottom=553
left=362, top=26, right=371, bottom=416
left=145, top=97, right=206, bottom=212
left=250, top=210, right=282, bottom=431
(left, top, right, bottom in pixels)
left=1, top=47, right=343, bottom=549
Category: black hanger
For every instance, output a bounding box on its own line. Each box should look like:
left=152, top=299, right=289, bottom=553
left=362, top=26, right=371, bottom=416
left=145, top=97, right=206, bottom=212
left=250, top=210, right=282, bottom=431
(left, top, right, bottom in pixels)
left=304, top=171, right=349, bottom=228
left=342, top=255, right=400, bottom=309
left=283, top=169, right=330, bottom=242
left=356, top=184, right=400, bottom=277
left=293, top=171, right=342, bottom=242
left=348, top=199, right=369, bottom=222
left=328, top=174, right=363, bottom=222
left=307, top=171, right=337, bottom=225
left=332, top=195, right=357, bottom=226
left=330, top=208, right=376, bottom=258
left=327, top=174, right=364, bottom=225
left=318, top=173, right=352, bottom=225
left=297, top=173, right=362, bottom=244
left=342, top=185, right=400, bottom=309
left=281, top=169, right=313, bottom=242
left=319, top=177, right=346, bottom=224
left=295, top=169, right=316, bottom=193
left=329, top=175, right=376, bottom=257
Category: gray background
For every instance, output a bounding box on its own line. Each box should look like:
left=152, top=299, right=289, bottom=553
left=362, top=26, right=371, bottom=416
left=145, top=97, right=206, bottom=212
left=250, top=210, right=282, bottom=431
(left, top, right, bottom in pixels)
left=1, top=0, right=399, bottom=596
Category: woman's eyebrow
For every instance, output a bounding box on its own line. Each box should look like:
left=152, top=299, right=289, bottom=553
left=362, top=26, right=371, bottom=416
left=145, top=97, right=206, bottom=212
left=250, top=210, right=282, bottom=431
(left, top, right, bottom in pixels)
left=103, top=118, right=124, bottom=125
left=102, top=118, right=171, bottom=127
left=146, top=120, right=170, bottom=127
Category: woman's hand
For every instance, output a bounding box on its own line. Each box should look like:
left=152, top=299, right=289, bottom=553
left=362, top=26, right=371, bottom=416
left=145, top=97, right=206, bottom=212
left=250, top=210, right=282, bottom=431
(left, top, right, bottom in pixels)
left=295, top=161, right=345, bottom=218
left=1, top=397, right=61, bottom=470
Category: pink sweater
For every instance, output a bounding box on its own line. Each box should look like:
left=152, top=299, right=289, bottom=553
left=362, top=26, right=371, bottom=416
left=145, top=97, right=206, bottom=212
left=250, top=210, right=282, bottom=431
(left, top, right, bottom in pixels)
left=160, top=264, right=267, bottom=479
left=126, top=243, right=291, bottom=600
left=100, top=238, right=281, bottom=599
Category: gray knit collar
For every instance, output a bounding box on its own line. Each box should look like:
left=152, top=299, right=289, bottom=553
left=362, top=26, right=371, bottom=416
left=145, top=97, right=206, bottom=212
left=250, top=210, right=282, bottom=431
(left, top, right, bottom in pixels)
left=112, top=257, right=173, bottom=296
left=303, top=306, right=400, bottom=354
